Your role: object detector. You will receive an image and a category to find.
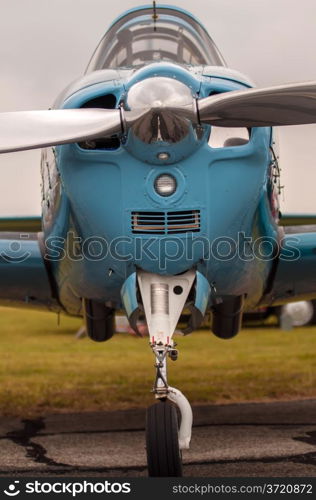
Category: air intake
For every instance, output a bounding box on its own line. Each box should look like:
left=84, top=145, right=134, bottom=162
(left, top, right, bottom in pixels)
left=131, top=210, right=200, bottom=234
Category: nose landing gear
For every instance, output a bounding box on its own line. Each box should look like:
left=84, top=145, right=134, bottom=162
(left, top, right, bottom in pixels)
left=136, top=271, right=195, bottom=477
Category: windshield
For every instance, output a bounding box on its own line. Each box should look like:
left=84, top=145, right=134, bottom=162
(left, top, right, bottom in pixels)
left=87, top=7, right=225, bottom=71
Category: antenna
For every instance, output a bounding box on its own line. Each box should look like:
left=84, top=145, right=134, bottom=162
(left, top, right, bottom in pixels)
left=152, top=1, right=158, bottom=32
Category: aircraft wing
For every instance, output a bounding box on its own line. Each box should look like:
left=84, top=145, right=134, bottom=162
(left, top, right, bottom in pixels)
left=263, top=231, right=316, bottom=306
left=0, top=231, right=59, bottom=311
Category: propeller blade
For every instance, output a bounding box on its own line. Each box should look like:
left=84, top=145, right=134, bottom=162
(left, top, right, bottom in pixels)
left=197, top=81, right=316, bottom=127
left=0, top=108, right=123, bottom=153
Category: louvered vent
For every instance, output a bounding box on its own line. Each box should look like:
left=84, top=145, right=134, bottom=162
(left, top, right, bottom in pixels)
left=131, top=210, right=200, bottom=234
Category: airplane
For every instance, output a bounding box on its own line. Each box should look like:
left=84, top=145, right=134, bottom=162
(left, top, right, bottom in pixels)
left=1, top=2, right=316, bottom=477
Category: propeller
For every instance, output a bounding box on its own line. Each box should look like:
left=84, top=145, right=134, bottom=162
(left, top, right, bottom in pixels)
left=0, top=80, right=316, bottom=154
left=0, top=108, right=124, bottom=154
left=197, top=81, right=316, bottom=128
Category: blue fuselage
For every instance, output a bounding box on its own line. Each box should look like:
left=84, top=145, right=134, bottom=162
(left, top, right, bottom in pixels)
left=41, top=64, right=279, bottom=315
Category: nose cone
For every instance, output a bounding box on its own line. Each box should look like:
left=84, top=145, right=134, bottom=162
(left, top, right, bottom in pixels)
left=126, top=77, right=193, bottom=110
left=125, top=77, right=198, bottom=161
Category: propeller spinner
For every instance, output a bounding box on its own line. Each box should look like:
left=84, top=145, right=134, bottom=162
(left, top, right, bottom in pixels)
left=124, top=77, right=197, bottom=145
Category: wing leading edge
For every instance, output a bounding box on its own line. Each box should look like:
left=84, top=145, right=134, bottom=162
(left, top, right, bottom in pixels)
left=0, top=232, right=59, bottom=311
left=262, top=232, right=316, bottom=306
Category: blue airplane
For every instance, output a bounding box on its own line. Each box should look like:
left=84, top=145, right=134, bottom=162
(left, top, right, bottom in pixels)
left=1, top=3, right=316, bottom=476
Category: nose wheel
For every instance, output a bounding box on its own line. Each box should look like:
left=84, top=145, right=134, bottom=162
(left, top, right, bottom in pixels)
left=146, top=399, right=182, bottom=477
left=146, top=342, right=192, bottom=477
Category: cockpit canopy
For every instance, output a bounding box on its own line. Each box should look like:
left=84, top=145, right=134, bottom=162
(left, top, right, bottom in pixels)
left=87, top=6, right=225, bottom=71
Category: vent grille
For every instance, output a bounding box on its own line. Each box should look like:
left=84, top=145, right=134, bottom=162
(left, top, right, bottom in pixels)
left=131, top=210, right=200, bottom=234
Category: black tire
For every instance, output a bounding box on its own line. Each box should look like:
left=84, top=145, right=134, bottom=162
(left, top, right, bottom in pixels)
left=83, top=299, right=115, bottom=342
left=146, top=400, right=183, bottom=477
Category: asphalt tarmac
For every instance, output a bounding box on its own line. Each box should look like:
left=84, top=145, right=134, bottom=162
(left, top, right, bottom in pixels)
left=1, top=399, right=316, bottom=477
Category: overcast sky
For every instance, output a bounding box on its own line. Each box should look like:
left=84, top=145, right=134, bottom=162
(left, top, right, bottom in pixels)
left=0, top=0, right=315, bottom=215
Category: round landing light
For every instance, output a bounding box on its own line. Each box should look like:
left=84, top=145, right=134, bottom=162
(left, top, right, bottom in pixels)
left=157, top=152, right=170, bottom=161
left=154, top=174, right=177, bottom=197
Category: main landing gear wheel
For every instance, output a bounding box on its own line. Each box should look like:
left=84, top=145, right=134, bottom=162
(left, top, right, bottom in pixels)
left=146, top=400, right=183, bottom=477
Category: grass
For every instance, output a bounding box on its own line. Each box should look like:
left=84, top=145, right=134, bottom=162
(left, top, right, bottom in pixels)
left=1, top=307, right=316, bottom=416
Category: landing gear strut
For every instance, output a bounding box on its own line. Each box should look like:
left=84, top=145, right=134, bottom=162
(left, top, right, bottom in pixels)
left=146, top=341, right=193, bottom=477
